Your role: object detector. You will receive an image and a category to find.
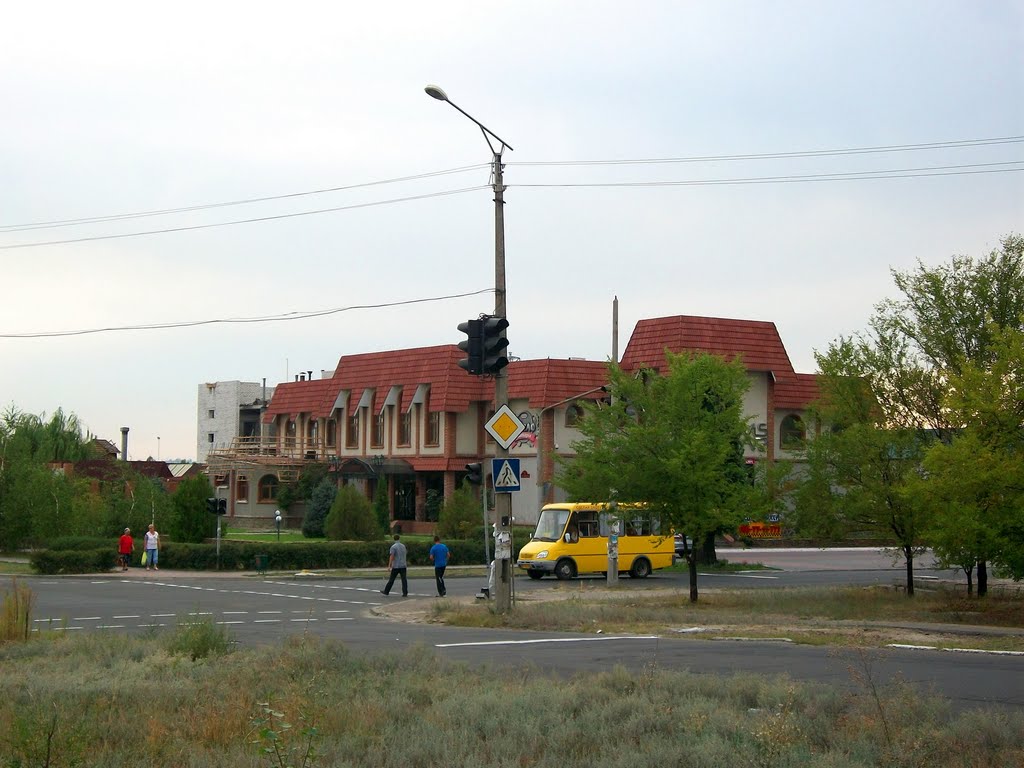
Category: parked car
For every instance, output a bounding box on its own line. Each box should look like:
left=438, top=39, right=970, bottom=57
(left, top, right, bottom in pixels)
left=674, top=533, right=693, bottom=559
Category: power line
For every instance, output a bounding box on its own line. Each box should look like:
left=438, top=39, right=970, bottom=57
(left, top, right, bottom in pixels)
left=512, top=161, right=1024, bottom=188
left=509, top=135, right=1024, bottom=167
left=0, top=163, right=490, bottom=233
left=0, top=288, right=495, bottom=339
left=0, top=186, right=490, bottom=251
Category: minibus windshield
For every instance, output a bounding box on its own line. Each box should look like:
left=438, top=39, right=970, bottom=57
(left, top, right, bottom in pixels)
left=532, top=508, right=571, bottom=541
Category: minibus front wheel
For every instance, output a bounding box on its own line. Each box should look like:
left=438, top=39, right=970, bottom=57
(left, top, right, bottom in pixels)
left=554, top=559, right=577, bottom=580
left=629, top=557, right=652, bottom=579
left=526, top=569, right=545, bottom=580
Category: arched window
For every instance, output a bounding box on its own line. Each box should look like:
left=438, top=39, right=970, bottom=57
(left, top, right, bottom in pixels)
left=564, top=403, right=583, bottom=427
left=258, top=475, right=279, bottom=502
left=780, top=414, right=806, bottom=450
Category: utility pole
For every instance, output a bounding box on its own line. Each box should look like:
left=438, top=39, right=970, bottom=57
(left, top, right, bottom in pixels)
left=427, top=84, right=515, bottom=613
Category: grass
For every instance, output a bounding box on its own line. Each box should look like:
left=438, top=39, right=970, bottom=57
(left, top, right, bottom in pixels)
left=436, top=585, right=1024, bottom=651
left=1, top=631, right=1021, bottom=767
left=0, top=560, right=32, bottom=576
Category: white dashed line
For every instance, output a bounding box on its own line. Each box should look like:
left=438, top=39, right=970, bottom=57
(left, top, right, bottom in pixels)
left=436, top=636, right=658, bottom=648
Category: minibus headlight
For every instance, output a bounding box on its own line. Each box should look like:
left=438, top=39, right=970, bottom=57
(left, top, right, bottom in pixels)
left=535, top=550, right=548, bottom=559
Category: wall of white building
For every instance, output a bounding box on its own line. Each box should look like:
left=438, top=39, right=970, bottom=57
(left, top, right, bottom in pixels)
left=196, top=381, right=273, bottom=462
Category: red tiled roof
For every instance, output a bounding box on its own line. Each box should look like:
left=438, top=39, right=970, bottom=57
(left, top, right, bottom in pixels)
left=324, top=345, right=491, bottom=416
left=775, top=373, right=820, bottom=410
left=508, top=358, right=609, bottom=407
left=264, top=378, right=338, bottom=423
left=620, top=315, right=796, bottom=377
left=263, top=348, right=613, bottom=422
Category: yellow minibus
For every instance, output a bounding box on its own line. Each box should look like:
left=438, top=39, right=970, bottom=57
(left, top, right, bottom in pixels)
left=516, top=502, right=674, bottom=580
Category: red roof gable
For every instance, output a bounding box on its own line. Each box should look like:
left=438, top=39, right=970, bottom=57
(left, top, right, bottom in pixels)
left=508, top=358, right=609, bottom=407
left=775, top=373, right=820, bottom=410
left=325, top=345, right=491, bottom=415
left=621, top=315, right=796, bottom=378
left=264, top=378, right=338, bottom=422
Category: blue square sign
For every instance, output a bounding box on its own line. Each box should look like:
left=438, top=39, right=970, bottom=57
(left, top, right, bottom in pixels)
left=491, top=458, right=521, bottom=493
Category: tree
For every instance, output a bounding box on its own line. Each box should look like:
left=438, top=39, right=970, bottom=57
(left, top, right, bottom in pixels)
left=302, top=478, right=336, bottom=538
left=0, top=407, right=93, bottom=548
left=557, top=352, right=757, bottom=602
left=794, top=234, right=1024, bottom=595
left=171, top=474, right=216, bottom=543
left=373, top=478, right=390, bottom=534
left=791, top=338, right=934, bottom=595
left=436, top=483, right=481, bottom=541
left=921, top=326, right=1024, bottom=590
left=325, top=484, right=380, bottom=541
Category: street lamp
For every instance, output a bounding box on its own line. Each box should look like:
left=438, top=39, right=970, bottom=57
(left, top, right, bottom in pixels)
left=426, top=84, right=514, bottom=612
left=274, top=510, right=282, bottom=542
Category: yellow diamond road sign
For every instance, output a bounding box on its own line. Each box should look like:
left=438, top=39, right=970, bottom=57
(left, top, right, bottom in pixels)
left=485, top=404, right=525, bottom=450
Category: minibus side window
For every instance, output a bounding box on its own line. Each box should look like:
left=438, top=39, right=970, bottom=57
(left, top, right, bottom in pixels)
left=576, top=511, right=599, bottom=537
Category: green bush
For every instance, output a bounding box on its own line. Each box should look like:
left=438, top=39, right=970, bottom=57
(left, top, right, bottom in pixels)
left=436, top=483, right=482, bottom=541
left=325, top=485, right=381, bottom=542
left=165, top=616, right=233, bottom=661
left=28, top=538, right=496, bottom=573
left=30, top=548, right=116, bottom=574
left=46, top=536, right=111, bottom=551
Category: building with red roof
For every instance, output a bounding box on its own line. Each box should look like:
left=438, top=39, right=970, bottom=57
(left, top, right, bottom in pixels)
left=203, top=314, right=818, bottom=529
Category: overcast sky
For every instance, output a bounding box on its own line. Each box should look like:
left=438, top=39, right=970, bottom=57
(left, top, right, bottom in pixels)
left=2, top=1, right=1022, bottom=462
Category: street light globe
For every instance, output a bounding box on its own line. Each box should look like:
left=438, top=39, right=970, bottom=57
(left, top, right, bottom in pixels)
left=424, top=84, right=449, bottom=101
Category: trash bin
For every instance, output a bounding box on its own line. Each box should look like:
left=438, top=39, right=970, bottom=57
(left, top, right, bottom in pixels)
left=254, top=555, right=268, bottom=575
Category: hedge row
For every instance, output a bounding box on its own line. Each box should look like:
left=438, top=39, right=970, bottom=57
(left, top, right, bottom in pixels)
left=30, top=538, right=495, bottom=574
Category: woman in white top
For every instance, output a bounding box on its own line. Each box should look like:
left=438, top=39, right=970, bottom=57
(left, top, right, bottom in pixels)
left=144, top=524, right=160, bottom=570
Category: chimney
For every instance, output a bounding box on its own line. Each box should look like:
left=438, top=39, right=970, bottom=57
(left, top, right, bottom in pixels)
left=120, top=427, right=129, bottom=462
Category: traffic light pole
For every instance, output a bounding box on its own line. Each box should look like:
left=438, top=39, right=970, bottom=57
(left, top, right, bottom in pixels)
left=491, top=150, right=513, bottom=614
left=425, top=84, right=514, bottom=613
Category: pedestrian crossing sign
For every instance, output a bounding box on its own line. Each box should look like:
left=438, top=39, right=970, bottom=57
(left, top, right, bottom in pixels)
left=491, top=458, right=521, bottom=493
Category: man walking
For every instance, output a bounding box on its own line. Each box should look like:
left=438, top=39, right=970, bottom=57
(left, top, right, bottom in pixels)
left=429, top=535, right=450, bottom=597
left=381, top=534, right=408, bottom=597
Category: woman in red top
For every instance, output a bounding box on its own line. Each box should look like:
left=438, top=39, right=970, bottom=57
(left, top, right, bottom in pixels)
left=118, top=528, right=134, bottom=572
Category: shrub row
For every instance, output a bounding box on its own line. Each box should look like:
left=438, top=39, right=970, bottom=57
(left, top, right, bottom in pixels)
left=30, top=538, right=496, bottom=574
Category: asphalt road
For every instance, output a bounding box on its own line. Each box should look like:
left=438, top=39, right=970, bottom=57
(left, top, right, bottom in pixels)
left=17, top=549, right=1022, bottom=714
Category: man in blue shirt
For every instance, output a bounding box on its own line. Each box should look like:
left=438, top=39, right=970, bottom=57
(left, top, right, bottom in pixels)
left=429, top=535, right=450, bottom=597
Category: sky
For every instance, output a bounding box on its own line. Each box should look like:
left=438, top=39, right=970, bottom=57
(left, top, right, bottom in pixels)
left=2, top=1, right=1022, bottom=462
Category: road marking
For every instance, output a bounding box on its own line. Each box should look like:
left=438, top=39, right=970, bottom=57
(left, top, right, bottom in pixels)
left=258, top=611, right=282, bottom=614
left=290, top=618, right=318, bottom=622
left=113, top=615, right=140, bottom=619
left=327, top=617, right=353, bottom=621
left=697, top=573, right=779, bottom=580
left=889, top=644, right=1024, bottom=656
left=73, top=616, right=101, bottom=621
left=253, top=619, right=281, bottom=623
left=223, top=611, right=248, bottom=615
left=436, top=636, right=658, bottom=648
left=151, top=613, right=175, bottom=618
left=216, top=621, right=245, bottom=625
left=96, top=624, right=125, bottom=629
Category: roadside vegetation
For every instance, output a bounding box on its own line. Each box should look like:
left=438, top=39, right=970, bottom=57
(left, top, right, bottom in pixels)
left=1, top=626, right=1022, bottom=767
left=436, top=585, right=1024, bottom=652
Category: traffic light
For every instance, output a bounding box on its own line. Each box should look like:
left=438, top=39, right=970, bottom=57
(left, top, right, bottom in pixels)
left=480, top=315, right=509, bottom=374
left=207, top=498, right=218, bottom=514
left=457, top=318, right=483, bottom=375
left=465, top=462, right=483, bottom=485
left=218, top=498, right=227, bottom=515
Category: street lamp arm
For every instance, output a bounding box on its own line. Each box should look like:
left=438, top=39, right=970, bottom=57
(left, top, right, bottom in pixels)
left=536, top=384, right=609, bottom=509
left=424, top=84, right=514, bottom=152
